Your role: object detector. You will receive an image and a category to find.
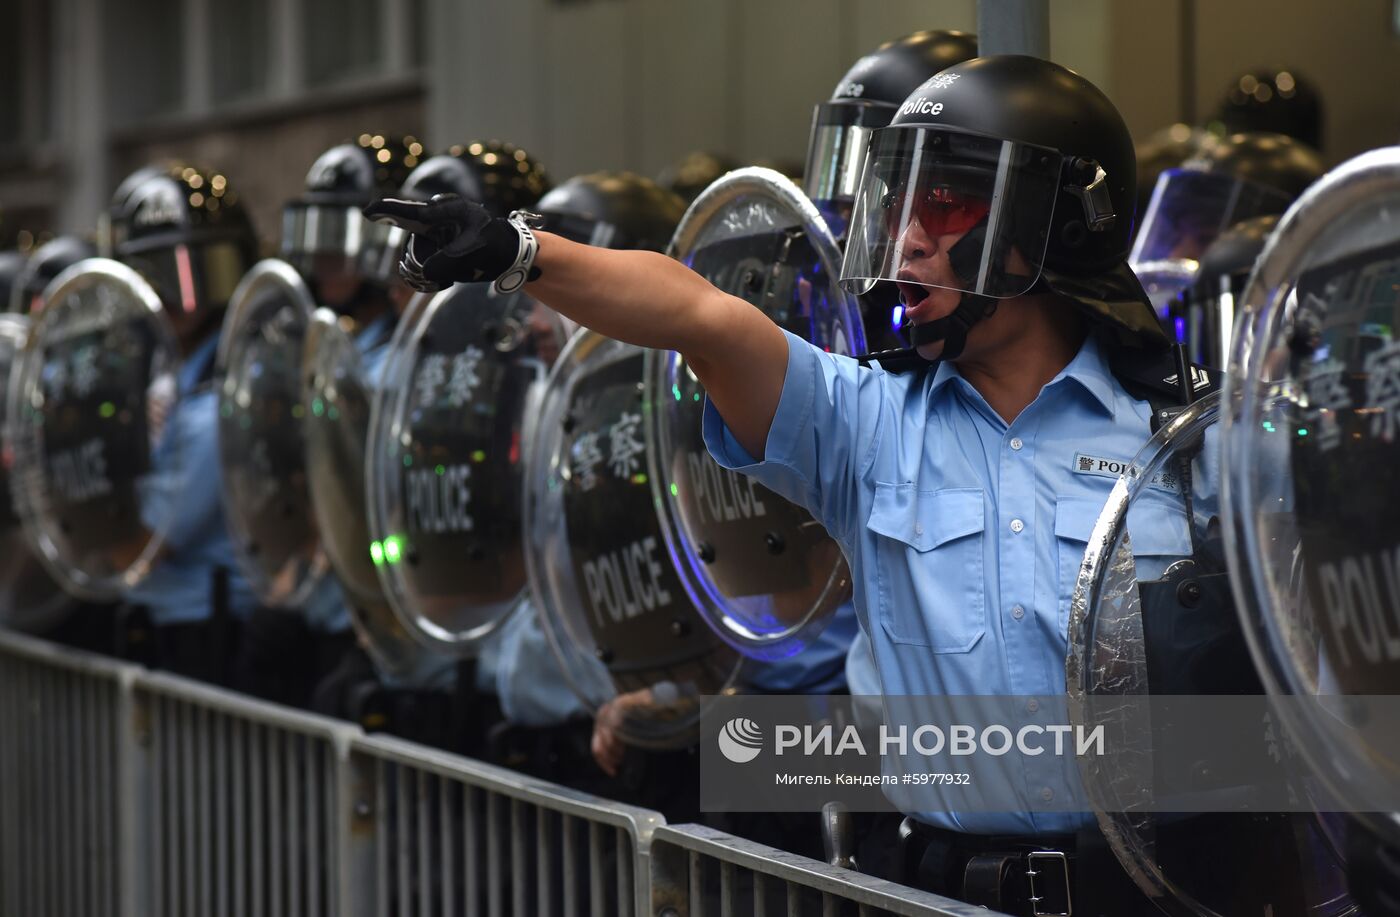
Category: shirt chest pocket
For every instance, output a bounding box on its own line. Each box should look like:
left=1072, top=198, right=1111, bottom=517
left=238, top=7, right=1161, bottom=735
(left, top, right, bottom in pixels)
left=866, top=484, right=986, bottom=653
left=1054, top=496, right=1194, bottom=636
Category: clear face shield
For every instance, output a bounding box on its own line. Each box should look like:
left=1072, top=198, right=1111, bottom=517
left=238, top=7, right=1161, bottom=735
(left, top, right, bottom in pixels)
left=121, top=240, right=248, bottom=319
left=1130, top=169, right=1293, bottom=275
left=280, top=203, right=400, bottom=286
left=840, top=126, right=1063, bottom=305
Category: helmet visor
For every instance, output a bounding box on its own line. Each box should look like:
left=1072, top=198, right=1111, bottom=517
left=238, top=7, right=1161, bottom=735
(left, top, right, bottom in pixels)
left=1130, top=168, right=1293, bottom=267
left=281, top=204, right=399, bottom=283
left=840, top=126, right=1063, bottom=300
left=802, top=101, right=890, bottom=233
left=122, top=241, right=248, bottom=316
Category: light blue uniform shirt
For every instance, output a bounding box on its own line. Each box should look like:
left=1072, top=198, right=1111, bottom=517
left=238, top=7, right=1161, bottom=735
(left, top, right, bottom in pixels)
left=128, top=334, right=258, bottom=625
left=704, top=330, right=1195, bottom=835
left=746, top=599, right=860, bottom=694
left=303, top=314, right=398, bottom=635
left=491, top=599, right=590, bottom=727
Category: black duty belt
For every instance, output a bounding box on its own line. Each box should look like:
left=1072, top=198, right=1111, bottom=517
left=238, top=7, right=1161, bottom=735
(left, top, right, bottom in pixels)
left=898, top=818, right=1075, bottom=917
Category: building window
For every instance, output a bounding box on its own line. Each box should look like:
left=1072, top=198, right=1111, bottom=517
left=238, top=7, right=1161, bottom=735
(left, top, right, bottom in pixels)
left=303, top=0, right=384, bottom=88
left=211, top=0, right=271, bottom=104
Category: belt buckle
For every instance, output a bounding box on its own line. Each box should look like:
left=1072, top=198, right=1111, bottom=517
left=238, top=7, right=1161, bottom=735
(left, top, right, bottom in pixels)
left=1026, top=850, right=1071, bottom=917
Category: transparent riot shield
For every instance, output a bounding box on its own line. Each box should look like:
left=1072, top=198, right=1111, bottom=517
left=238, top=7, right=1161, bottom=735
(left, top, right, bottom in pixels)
left=646, top=167, right=860, bottom=660
left=8, top=259, right=181, bottom=600
left=1223, top=147, right=1400, bottom=852
left=215, top=259, right=327, bottom=608
left=303, top=304, right=452, bottom=683
left=366, top=283, right=570, bottom=653
left=1070, top=394, right=1354, bottom=917
left=527, top=330, right=742, bottom=749
left=0, top=313, right=77, bottom=628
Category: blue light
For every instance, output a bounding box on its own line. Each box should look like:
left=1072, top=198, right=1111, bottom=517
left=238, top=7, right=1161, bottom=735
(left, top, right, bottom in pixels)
left=891, top=304, right=904, bottom=329
left=1174, top=316, right=1187, bottom=343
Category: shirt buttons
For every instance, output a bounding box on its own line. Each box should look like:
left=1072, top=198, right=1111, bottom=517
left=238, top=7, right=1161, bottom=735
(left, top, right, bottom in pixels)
left=1027, top=698, right=1039, bottom=713
left=1011, top=604, right=1025, bottom=620
left=1009, top=437, right=1024, bottom=451
left=1040, top=787, right=1054, bottom=802
left=1009, top=518, right=1025, bottom=534
left=914, top=522, right=923, bottom=536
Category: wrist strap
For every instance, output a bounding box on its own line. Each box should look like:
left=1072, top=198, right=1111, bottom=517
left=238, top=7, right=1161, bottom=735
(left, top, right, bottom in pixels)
left=493, top=210, right=545, bottom=294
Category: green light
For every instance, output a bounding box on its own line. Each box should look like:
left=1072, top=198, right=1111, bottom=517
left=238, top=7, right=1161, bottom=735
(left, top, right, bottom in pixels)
left=327, top=407, right=339, bottom=421
left=693, top=393, right=701, bottom=402
left=370, top=541, right=384, bottom=566
left=669, top=483, right=679, bottom=497
left=312, top=398, right=324, bottom=417
left=1262, top=421, right=1275, bottom=432
left=471, top=449, right=486, bottom=463
left=98, top=401, right=116, bottom=419
left=1298, top=428, right=1309, bottom=437
left=672, top=384, right=682, bottom=402
left=291, top=404, right=305, bottom=419
left=402, top=454, right=413, bottom=467
left=383, top=536, right=403, bottom=564
left=631, top=473, right=648, bottom=485
left=435, top=464, right=446, bottom=476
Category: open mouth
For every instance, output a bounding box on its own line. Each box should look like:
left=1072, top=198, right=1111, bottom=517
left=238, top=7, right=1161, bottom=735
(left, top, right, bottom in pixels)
left=897, top=281, right=932, bottom=319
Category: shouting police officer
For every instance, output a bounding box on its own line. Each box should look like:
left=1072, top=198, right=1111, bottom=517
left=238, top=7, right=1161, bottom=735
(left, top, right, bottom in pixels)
left=366, top=54, right=1219, bottom=914
left=110, top=164, right=261, bottom=681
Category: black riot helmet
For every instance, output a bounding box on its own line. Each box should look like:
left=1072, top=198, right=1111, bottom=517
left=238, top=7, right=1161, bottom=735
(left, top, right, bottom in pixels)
left=804, top=29, right=978, bottom=234
left=1171, top=214, right=1278, bottom=369
left=657, top=151, right=740, bottom=204
left=99, top=164, right=167, bottom=256
left=282, top=134, right=424, bottom=284
left=10, top=236, right=96, bottom=314
left=401, top=140, right=551, bottom=217
left=1132, top=132, right=1324, bottom=269
left=535, top=172, right=687, bottom=253
left=1213, top=67, right=1323, bottom=151
left=843, top=54, right=1166, bottom=362
left=111, top=164, right=258, bottom=323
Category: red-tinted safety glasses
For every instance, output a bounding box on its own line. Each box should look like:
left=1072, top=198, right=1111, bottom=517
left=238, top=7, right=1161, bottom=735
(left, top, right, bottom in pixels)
left=882, top=185, right=991, bottom=241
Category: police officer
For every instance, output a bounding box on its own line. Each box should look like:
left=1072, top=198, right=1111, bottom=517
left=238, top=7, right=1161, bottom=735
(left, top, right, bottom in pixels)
left=9, top=235, right=96, bottom=313
left=244, top=134, right=421, bottom=706
left=110, top=164, right=261, bottom=682
left=310, top=140, right=554, bottom=747
left=367, top=54, right=1211, bottom=914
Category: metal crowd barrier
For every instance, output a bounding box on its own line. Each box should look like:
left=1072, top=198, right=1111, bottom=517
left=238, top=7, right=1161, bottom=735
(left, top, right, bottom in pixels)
left=0, top=629, right=981, bottom=917
left=649, top=824, right=985, bottom=917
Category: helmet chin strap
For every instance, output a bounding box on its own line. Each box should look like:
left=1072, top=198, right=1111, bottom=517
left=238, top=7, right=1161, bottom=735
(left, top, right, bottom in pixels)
left=854, top=292, right=996, bottom=372
left=903, top=292, right=997, bottom=362
left=855, top=217, right=1001, bottom=370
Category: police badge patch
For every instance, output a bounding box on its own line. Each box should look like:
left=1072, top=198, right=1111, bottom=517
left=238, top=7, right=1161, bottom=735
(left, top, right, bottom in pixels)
left=1071, top=452, right=1180, bottom=492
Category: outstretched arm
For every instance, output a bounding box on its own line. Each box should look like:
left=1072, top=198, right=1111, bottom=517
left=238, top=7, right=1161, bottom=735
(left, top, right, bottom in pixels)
left=365, top=196, right=788, bottom=458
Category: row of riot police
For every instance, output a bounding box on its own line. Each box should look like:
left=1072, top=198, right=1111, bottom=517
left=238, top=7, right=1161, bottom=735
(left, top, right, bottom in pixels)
left=1, top=25, right=1399, bottom=917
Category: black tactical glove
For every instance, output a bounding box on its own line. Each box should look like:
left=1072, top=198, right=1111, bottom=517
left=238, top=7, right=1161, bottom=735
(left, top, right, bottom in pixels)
left=362, top=194, right=525, bottom=292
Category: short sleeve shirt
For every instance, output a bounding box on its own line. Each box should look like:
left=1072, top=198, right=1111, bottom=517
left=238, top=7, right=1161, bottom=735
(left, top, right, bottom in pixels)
left=703, top=331, right=1195, bottom=834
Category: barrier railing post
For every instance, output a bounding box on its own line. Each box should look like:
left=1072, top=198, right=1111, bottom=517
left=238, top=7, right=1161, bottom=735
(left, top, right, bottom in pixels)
left=118, top=666, right=153, bottom=917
